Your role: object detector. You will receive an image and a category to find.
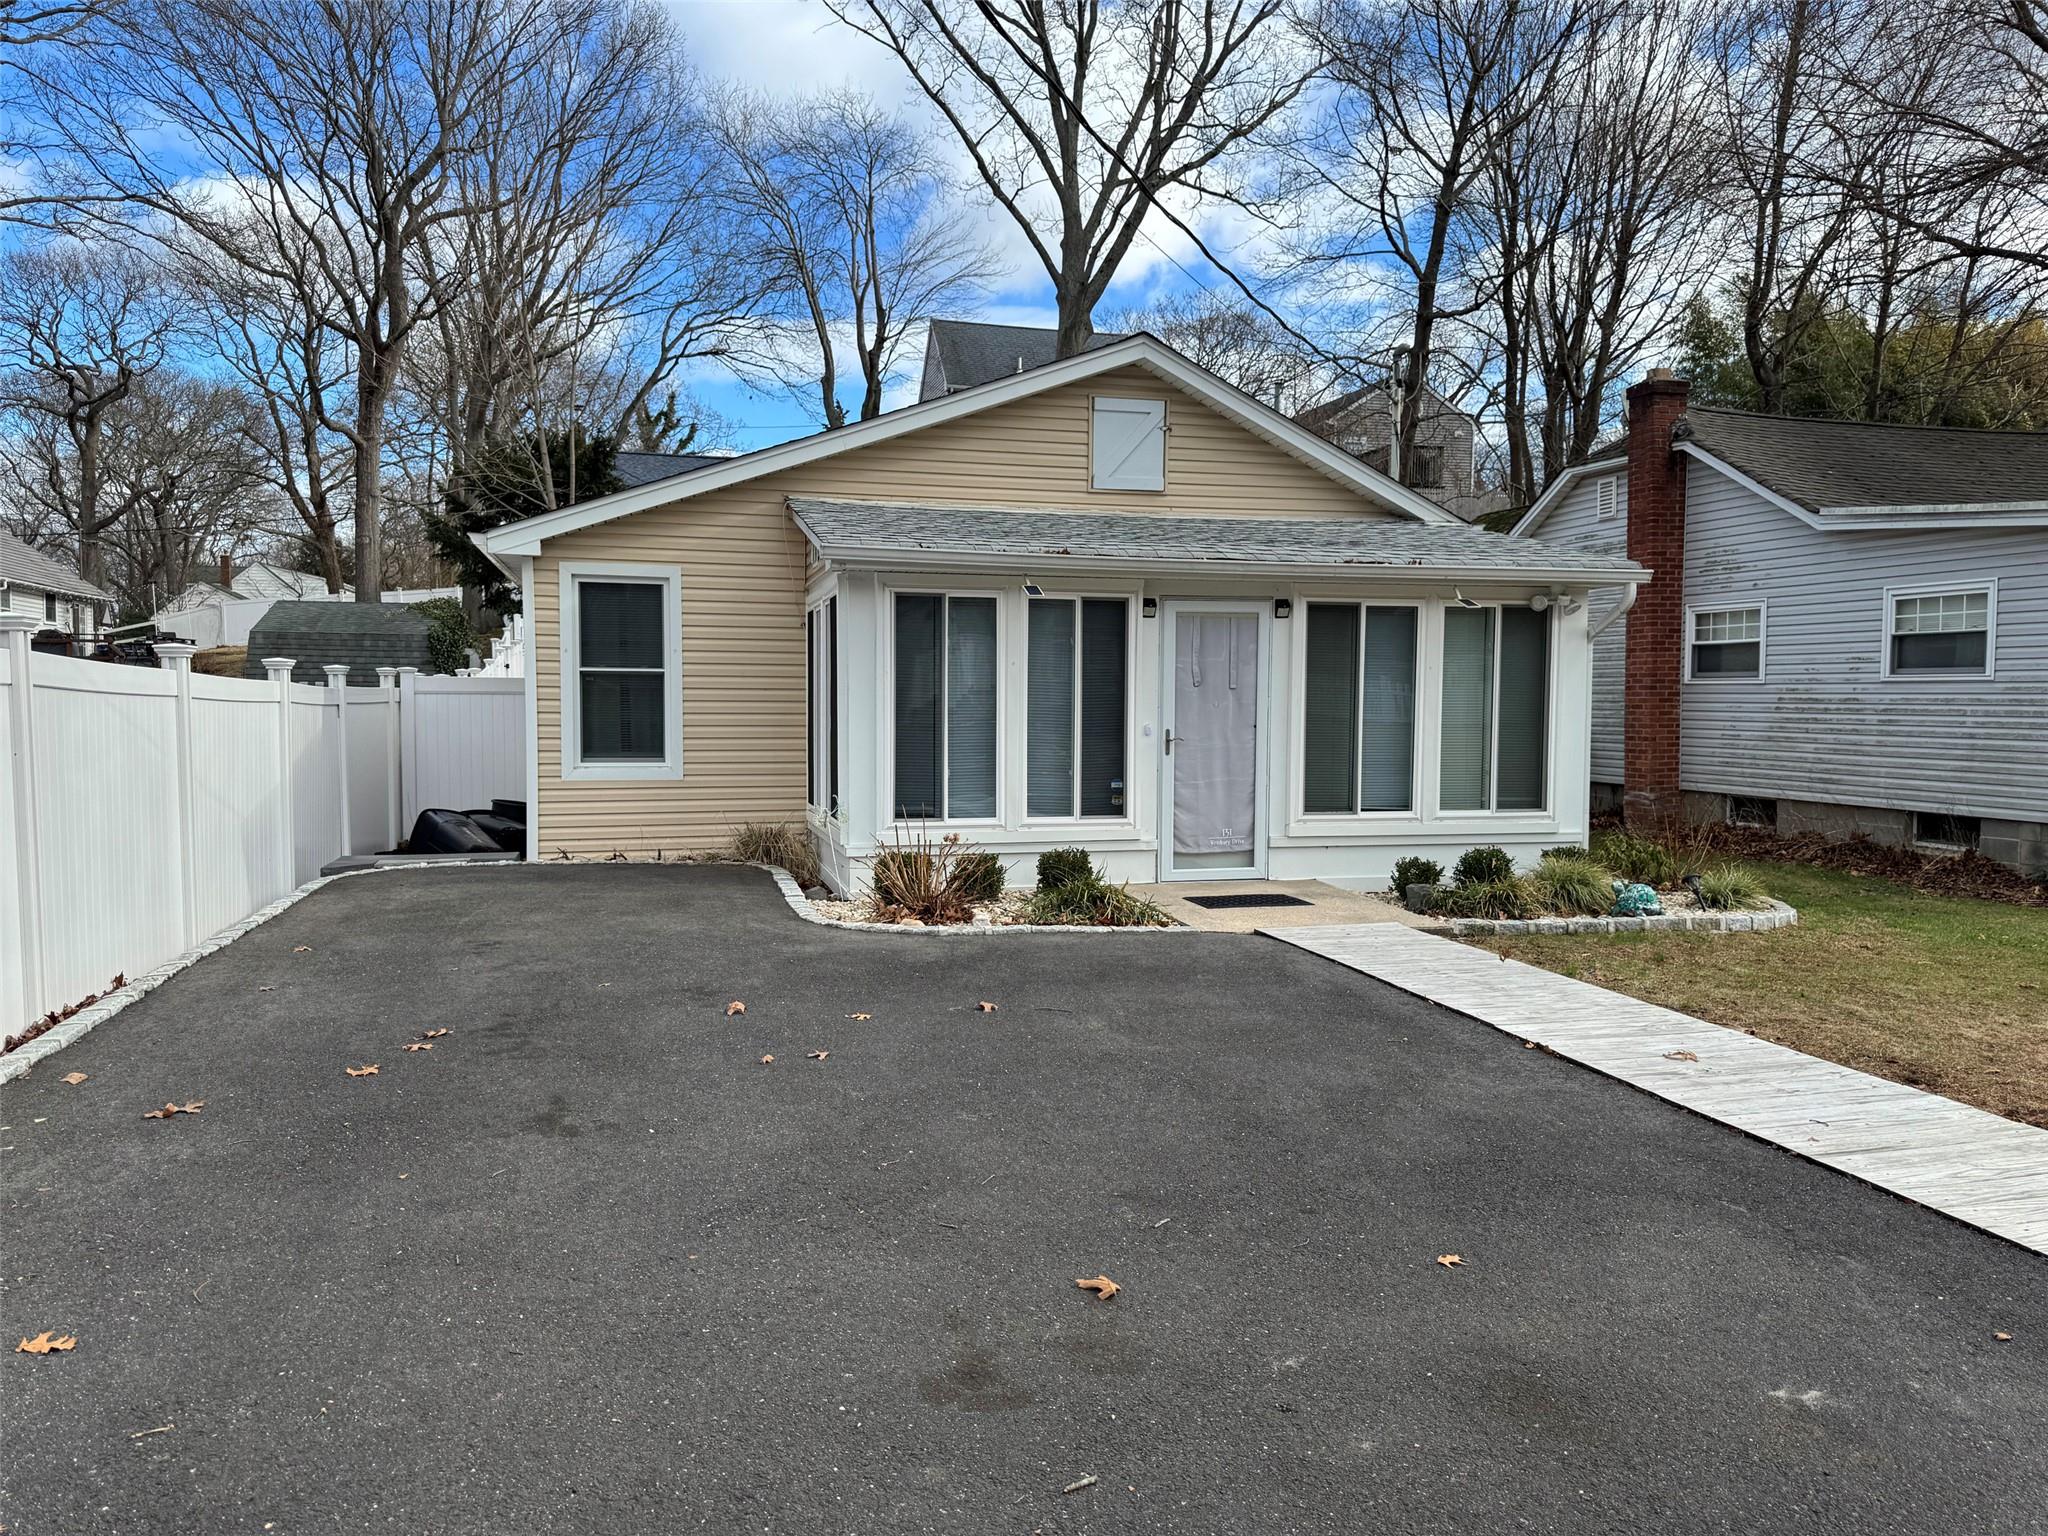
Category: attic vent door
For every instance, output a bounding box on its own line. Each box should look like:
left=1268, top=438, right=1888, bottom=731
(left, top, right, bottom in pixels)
left=1092, top=397, right=1166, bottom=491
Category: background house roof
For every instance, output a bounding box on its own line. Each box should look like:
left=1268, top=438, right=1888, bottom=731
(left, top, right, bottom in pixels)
left=613, top=450, right=724, bottom=489
left=0, top=528, right=111, bottom=601
left=1675, top=408, right=2048, bottom=512
left=922, top=318, right=1127, bottom=396
left=789, top=497, right=1644, bottom=579
left=241, top=599, right=435, bottom=684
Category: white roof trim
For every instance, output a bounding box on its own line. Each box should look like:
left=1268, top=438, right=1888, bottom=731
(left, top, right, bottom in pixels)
left=1679, top=444, right=2048, bottom=531
left=1507, top=455, right=1627, bottom=538
left=480, top=335, right=1455, bottom=557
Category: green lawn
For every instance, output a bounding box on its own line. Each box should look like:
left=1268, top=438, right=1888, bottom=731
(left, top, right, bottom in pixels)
left=1470, top=862, right=2048, bottom=1127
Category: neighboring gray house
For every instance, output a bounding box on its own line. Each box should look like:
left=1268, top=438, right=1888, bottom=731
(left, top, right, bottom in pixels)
left=1514, top=372, right=2048, bottom=874
left=1294, top=382, right=1497, bottom=521
left=0, top=528, right=112, bottom=640
left=918, top=318, right=1127, bottom=400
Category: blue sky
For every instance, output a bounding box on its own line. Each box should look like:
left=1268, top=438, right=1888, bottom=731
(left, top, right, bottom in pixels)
left=666, top=0, right=1249, bottom=451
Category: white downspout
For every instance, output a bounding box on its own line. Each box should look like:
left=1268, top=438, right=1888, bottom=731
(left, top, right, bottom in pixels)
left=1588, top=581, right=1638, bottom=641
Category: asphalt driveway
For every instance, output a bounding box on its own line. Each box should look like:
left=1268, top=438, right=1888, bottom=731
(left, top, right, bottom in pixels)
left=3, top=864, right=2043, bottom=1534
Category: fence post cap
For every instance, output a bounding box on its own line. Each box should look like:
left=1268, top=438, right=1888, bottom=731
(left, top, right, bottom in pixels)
left=0, top=613, right=40, bottom=634
left=260, top=656, right=295, bottom=677
left=321, top=664, right=351, bottom=684
left=374, top=665, right=399, bottom=681
left=155, top=641, right=198, bottom=670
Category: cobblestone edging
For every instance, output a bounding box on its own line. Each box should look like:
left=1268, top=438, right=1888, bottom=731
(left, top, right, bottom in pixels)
left=1439, top=898, right=1799, bottom=938
left=750, top=864, right=1194, bottom=937
left=0, top=859, right=520, bottom=1085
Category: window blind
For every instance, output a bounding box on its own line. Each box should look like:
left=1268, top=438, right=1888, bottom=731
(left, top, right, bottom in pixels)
left=1495, top=607, right=1549, bottom=810
left=1302, top=604, right=1360, bottom=813
left=1027, top=600, right=1076, bottom=817
left=1439, top=606, right=1494, bottom=811
left=893, top=594, right=942, bottom=818
left=1079, top=599, right=1127, bottom=816
left=1361, top=606, right=1417, bottom=811
left=945, top=597, right=998, bottom=818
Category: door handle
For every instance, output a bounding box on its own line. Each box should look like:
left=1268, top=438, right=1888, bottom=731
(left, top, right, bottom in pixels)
left=1163, top=728, right=1174, bottom=755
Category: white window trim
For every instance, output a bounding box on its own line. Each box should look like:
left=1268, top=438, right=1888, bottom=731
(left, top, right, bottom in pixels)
left=884, top=585, right=1006, bottom=828
left=1433, top=601, right=1556, bottom=819
left=1021, top=592, right=1137, bottom=827
left=1880, top=579, right=1997, bottom=680
left=1289, top=597, right=1424, bottom=823
left=1089, top=394, right=1168, bottom=493
left=1685, top=600, right=1768, bottom=682
left=558, top=560, right=683, bottom=782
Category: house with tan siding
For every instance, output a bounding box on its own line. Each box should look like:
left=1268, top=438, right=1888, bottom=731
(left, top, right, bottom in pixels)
left=477, top=335, right=1644, bottom=892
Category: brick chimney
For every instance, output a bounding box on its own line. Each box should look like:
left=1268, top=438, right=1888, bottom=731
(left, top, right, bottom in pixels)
left=1622, top=369, right=1690, bottom=830
left=218, top=553, right=234, bottom=588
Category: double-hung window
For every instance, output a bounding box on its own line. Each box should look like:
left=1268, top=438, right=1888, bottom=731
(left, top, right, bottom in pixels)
left=562, top=563, right=681, bottom=780
left=1027, top=597, right=1129, bottom=819
left=807, top=597, right=839, bottom=815
left=1886, top=585, right=1993, bottom=677
left=1688, top=605, right=1763, bottom=679
left=893, top=593, right=998, bottom=820
left=1439, top=604, right=1550, bottom=813
left=1301, top=603, right=1419, bottom=814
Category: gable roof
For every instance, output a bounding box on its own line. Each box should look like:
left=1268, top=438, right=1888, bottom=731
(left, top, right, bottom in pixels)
left=614, top=450, right=724, bottom=488
left=792, top=497, right=1644, bottom=583
left=0, top=528, right=110, bottom=601
left=1295, top=380, right=1474, bottom=432
left=1675, top=408, right=2048, bottom=524
left=1508, top=454, right=1628, bottom=538
left=478, top=334, right=1458, bottom=565
left=921, top=318, right=1127, bottom=398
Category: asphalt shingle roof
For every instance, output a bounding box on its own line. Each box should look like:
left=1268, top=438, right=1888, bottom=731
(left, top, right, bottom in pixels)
left=1675, top=408, right=2048, bottom=513
left=789, top=498, right=1645, bottom=578
left=612, top=451, right=724, bottom=490
left=0, top=528, right=110, bottom=600
left=925, top=319, right=1128, bottom=393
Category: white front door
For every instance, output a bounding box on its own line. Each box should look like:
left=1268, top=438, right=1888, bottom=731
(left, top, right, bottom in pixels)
left=1161, top=603, right=1265, bottom=879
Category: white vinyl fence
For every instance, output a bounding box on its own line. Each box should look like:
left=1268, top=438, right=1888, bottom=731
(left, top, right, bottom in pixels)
left=1, top=619, right=524, bottom=1037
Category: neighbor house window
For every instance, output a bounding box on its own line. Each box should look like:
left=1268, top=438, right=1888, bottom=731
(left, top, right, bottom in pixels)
left=44, top=592, right=57, bottom=622
left=1302, top=603, right=1418, bottom=814
left=561, top=563, right=682, bottom=780
left=1689, top=605, right=1764, bottom=679
left=1091, top=396, right=1166, bottom=491
left=1407, top=445, right=1445, bottom=490
left=894, top=593, right=997, bottom=820
left=1027, top=597, right=1129, bottom=819
left=807, top=598, right=838, bottom=815
left=1887, top=585, right=1992, bottom=676
left=1439, top=605, right=1549, bottom=813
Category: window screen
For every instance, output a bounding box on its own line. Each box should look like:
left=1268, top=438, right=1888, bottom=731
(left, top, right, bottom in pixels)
left=1027, top=597, right=1128, bottom=818
left=894, top=593, right=998, bottom=820
left=1360, top=607, right=1417, bottom=810
left=1690, top=607, right=1762, bottom=678
left=1495, top=607, right=1549, bottom=810
left=1301, top=605, right=1360, bottom=814
left=577, top=580, right=665, bottom=762
left=1439, top=606, right=1495, bottom=812
left=1891, top=590, right=1989, bottom=674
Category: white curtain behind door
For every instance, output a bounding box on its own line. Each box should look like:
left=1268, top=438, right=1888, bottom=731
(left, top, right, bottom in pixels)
left=1173, top=614, right=1259, bottom=858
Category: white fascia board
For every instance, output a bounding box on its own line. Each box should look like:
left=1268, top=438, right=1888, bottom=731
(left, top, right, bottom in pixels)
left=1508, top=455, right=1628, bottom=538
left=469, top=529, right=521, bottom=581
left=804, top=544, right=1644, bottom=587
left=1675, top=444, right=1826, bottom=528
left=481, top=335, right=1451, bottom=557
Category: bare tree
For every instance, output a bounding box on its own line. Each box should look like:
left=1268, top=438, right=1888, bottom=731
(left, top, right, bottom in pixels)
left=826, top=0, right=1306, bottom=356
left=0, top=241, right=176, bottom=588
left=37, top=0, right=573, bottom=599
left=1290, top=0, right=1600, bottom=481
left=711, top=86, right=997, bottom=427
left=1106, top=288, right=1322, bottom=408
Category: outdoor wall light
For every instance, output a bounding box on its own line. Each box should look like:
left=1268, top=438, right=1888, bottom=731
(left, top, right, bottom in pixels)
left=1142, top=597, right=1158, bottom=617
left=1274, top=599, right=1293, bottom=618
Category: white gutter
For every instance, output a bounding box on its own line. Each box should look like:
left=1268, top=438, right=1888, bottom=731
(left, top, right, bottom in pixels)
left=807, top=546, right=1646, bottom=587
left=1587, top=580, right=1638, bottom=640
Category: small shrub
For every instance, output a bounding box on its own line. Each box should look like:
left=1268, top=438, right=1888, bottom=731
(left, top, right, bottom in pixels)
left=1692, top=864, right=1768, bottom=911
left=1452, top=845, right=1515, bottom=887
left=412, top=596, right=477, bottom=674
left=956, top=849, right=1007, bottom=902
left=1592, top=829, right=1679, bottom=887
left=1390, top=855, right=1444, bottom=892
left=1036, top=846, right=1098, bottom=891
left=1022, top=878, right=1170, bottom=927
left=1540, top=845, right=1589, bottom=862
left=872, top=831, right=998, bottom=923
left=1530, top=857, right=1613, bottom=916
left=725, top=822, right=820, bottom=889
left=1430, top=877, right=1540, bottom=921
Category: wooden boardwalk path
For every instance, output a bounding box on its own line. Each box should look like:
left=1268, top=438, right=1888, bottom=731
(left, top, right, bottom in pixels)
left=1267, top=922, right=2048, bottom=1255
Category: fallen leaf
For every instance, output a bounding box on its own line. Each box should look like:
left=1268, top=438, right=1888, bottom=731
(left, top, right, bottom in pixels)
left=292, top=946, right=312, bottom=954
left=758, top=1054, right=775, bottom=1065
left=15, top=1331, right=77, bottom=1355
left=1436, top=1254, right=1465, bottom=1268
left=806, top=1049, right=830, bottom=1061
left=141, top=1100, right=204, bottom=1119
left=61, top=1072, right=87, bottom=1086
left=344, top=1064, right=379, bottom=1078
left=1995, top=1332, right=2013, bottom=1342
left=726, top=1000, right=746, bottom=1016
left=845, top=1012, right=872, bottom=1021
left=1522, top=1041, right=1537, bottom=1049
left=975, top=1001, right=998, bottom=1013
left=402, top=1042, right=433, bottom=1053
left=1663, top=1049, right=1699, bottom=1062
left=1075, top=1274, right=1121, bottom=1300
left=422, top=1028, right=451, bottom=1039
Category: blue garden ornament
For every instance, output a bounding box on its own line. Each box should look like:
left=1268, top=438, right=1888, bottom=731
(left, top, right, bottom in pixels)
left=1610, top=880, right=1664, bottom=917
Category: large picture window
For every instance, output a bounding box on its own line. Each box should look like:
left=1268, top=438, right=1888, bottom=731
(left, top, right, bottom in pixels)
left=1301, top=603, right=1418, bottom=814
left=894, top=593, right=997, bottom=820
left=1027, top=597, right=1129, bottom=819
left=561, top=564, right=681, bottom=780
left=1439, top=604, right=1549, bottom=813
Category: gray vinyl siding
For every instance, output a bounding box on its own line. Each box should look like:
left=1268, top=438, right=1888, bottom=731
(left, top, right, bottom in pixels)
left=1529, top=468, right=1628, bottom=783
left=1677, top=461, right=2047, bottom=822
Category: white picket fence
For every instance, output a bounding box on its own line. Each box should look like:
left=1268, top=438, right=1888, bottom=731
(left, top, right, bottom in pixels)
left=1, top=619, right=524, bottom=1036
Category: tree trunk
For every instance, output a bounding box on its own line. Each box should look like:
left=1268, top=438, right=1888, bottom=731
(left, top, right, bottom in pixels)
left=1055, top=280, right=1094, bottom=358
left=351, top=388, right=384, bottom=602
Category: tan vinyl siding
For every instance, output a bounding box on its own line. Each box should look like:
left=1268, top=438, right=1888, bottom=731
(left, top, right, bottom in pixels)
left=533, top=367, right=1398, bottom=857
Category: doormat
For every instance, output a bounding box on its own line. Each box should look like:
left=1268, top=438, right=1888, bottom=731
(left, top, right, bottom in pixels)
left=1184, top=893, right=1314, bottom=910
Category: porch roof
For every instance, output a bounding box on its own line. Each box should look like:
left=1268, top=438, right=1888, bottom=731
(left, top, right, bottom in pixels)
left=790, top=498, right=1647, bottom=584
